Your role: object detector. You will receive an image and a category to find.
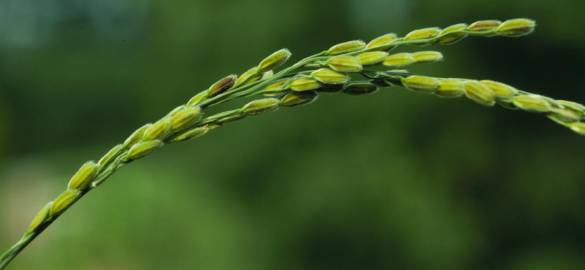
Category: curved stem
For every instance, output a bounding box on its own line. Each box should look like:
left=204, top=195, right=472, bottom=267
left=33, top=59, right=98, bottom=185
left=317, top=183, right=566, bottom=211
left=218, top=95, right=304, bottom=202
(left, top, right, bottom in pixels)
left=0, top=228, right=44, bottom=269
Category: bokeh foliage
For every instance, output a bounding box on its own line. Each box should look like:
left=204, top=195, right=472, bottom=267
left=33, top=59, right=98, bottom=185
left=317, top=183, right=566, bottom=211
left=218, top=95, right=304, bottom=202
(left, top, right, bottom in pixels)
left=1, top=0, right=584, bottom=269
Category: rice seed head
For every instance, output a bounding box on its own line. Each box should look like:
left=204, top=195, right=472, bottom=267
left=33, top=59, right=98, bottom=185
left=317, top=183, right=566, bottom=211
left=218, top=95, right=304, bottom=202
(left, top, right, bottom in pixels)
left=259, top=49, right=292, bottom=72
left=168, top=105, right=186, bottom=116
left=548, top=108, right=582, bottom=123
left=412, top=51, right=444, bottom=63
left=123, top=124, right=152, bottom=147
left=468, top=20, right=502, bottom=33
left=342, top=82, right=379, bottom=95
left=402, top=76, right=440, bottom=94
left=216, top=112, right=246, bottom=124
left=28, top=203, right=52, bottom=232
left=169, top=106, right=203, bottom=132
left=327, top=55, right=363, bottom=72
left=437, top=23, right=469, bottom=45
left=366, top=33, right=398, bottom=50
left=16, top=20, right=585, bottom=268
left=569, top=122, right=585, bottom=135
left=67, top=161, right=99, bottom=191
left=207, top=75, right=237, bottom=98
left=512, top=94, right=552, bottom=112
left=171, top=126, right=210, bottom=143
left=142, top=118, right=171, bottom=141
left=262, top=93, right=283, bottom=98
left=357, top=51, right=389, bottom=65
left=235, top=67, right=261, bottom=87
left=262, top=70, right=274, bottom=80
left=480, top=80, right=518, bottom=99
left=242, top=98, right=280, bottom=115
left=124, top=140, right=164, bottom=162
left=290, top=78, right=322, bottom=91
left=311, top=68, right=350, bottom=84
left=497, top=18, right=536, bottom=37
left=326, top=40, right=366, bottom=55
left=436, top=79, right=465, bottom=98
left=280, top=91, right=318, bottom=107
left=404, top=27, right=442, bottom=41
left=464, top=81, right=496, bottom=106
left=263, top=83, right=289, bottom=97
left=558, top=100, right=585, bottom=111
left=187, top=91, right=208, bottom=106
left=383, top=53, right=416, bottom=67
left=556, top=100, right=585, bottom=121
left=51, top=190, right=81, bottom=215
left=98, top=144, right=125, bottom=167
left=265, top=79, right=289, bottom=92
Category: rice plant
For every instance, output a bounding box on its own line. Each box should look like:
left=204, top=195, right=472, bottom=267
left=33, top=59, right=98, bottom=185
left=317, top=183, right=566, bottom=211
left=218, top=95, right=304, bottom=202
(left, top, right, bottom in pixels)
left=1, top=18, right=583, bottom=269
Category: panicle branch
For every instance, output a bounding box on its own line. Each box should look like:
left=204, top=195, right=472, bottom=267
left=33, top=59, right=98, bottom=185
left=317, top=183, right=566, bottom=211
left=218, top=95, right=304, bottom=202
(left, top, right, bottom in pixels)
left=5, top=17, right=582, bottom=270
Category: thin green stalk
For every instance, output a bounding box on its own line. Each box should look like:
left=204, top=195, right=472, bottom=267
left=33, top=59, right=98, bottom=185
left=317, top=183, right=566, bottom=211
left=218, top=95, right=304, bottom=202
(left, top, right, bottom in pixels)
left=0, top=234, right=36, bottom=269
left=2, top=18, right=584, bottom=269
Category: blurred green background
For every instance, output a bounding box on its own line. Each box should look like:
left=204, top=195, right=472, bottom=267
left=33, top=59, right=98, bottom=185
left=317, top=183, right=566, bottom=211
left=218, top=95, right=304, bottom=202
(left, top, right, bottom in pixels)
left=1, top=0, right=585, bottom=269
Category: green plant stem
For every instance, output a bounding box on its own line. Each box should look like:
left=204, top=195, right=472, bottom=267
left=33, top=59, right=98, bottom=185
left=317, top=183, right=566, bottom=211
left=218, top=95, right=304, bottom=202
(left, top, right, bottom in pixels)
left=0, top=233, right=36, bottom=269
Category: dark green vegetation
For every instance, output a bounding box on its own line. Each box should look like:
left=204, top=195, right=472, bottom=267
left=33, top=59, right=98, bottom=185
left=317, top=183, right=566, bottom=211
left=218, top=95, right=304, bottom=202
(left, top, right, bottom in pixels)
left=1, top=0, right=584, bottom=269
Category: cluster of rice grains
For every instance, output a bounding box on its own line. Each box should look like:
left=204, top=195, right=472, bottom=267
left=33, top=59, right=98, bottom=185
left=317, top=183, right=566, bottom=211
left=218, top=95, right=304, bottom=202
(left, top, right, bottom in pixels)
left=2, top=18, right=584, bottom=269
